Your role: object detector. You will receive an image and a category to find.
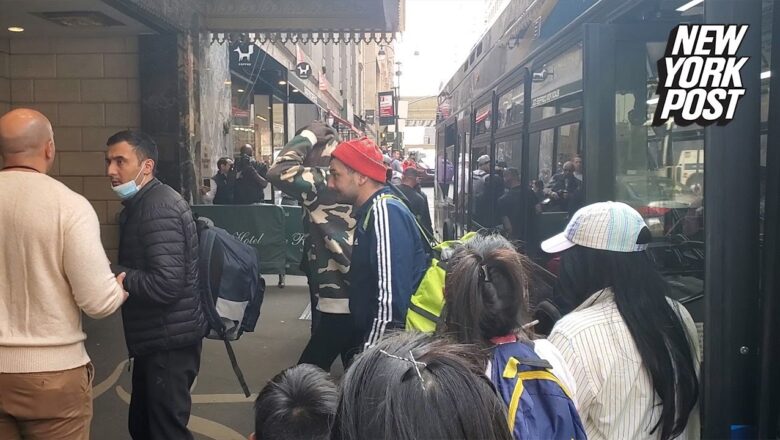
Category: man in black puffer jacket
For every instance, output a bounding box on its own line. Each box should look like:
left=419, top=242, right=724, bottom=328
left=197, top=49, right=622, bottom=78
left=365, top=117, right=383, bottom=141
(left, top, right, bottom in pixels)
left=106, top=130, right=207, bottom=440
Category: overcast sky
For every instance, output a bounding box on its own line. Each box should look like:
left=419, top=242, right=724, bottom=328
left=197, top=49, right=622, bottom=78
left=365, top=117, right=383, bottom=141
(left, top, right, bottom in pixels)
left=395, top=0, right=491, bottom=97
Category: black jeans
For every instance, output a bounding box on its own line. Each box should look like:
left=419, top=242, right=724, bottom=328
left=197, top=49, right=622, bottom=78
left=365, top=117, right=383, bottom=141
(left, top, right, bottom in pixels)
left=298, top=313, right=360, bottom=371
left=307, top=277, right=322, bottom=333
left=129, top=342, right=202, bottom=440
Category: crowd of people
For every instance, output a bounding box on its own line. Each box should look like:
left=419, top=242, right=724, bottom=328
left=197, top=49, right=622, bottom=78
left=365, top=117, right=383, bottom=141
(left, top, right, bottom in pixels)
left=206, top=144, right=270, bottom=205
left=258, top=122, right=701, bottom=440
left=248, top=202, right=702, bottom=440
left=466, top=153, right=586, bottom=257
left=1, top=111, right=701, bottom=440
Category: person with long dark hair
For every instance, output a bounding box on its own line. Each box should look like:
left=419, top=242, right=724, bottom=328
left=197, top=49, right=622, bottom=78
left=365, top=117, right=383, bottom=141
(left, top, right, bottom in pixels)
left=331, top=332, right=512, bottom=440
left=543, top=201, right=700, bottom=440
left=437, top=233, right=585, bottom=440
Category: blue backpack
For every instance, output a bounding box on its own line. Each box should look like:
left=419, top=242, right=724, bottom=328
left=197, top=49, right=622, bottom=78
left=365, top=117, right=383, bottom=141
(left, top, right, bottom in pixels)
left=490, top=341, right=587, bottom=440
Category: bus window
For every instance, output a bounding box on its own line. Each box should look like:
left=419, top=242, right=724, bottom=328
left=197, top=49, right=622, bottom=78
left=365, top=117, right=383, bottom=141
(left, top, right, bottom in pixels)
left=533, top=122, right=582, bottom=214
left=470, top=144, right=503, bottom=229
left=530, top=43, right=583, bottom=123
left=474, top=103, right=492, bottom=136
left=536, top=128, right=555, bottom=185
left=497, top=84, right=524, bottom=129
left=557, top=123, right=580, bottom=170
left=614, top=40, right=706, bottom=324
left=437, top=145, right=456, bottom=200
left=495, top=139, right=520, bottom=171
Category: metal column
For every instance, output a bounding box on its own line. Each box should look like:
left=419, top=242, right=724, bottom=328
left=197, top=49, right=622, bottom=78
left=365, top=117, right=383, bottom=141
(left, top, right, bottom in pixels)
left=703, top=0, right=763, bottom=437
left=582, top=24, right=616, bottom=203
left=758, top=1, right=780, bottom=437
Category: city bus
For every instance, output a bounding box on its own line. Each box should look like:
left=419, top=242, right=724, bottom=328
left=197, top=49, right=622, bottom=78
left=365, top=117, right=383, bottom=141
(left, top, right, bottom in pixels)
left=433, top=0, right=779, bottom=437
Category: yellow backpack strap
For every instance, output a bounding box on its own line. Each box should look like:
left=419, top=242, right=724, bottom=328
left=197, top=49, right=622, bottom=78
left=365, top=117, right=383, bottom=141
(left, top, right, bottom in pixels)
left=502, top=357, right=574, bottom=433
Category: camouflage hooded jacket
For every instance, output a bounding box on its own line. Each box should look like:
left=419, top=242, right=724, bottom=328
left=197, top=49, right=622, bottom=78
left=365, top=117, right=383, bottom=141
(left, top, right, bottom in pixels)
left=267, top=131, right=355, bottom=314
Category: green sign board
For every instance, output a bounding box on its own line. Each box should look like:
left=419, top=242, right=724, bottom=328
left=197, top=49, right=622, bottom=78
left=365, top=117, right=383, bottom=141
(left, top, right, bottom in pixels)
left=282, top=207, right=306, bottom=276
left=192, top=204, right=305, bottom=276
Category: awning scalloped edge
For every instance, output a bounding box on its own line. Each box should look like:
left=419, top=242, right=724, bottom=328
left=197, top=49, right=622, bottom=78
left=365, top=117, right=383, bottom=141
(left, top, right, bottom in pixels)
left=210, top=31, right=397, bottom=45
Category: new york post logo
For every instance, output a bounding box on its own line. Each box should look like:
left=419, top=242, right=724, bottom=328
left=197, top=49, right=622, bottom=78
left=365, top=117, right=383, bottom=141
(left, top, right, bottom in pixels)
left=653, top=24, right=749, bottom=127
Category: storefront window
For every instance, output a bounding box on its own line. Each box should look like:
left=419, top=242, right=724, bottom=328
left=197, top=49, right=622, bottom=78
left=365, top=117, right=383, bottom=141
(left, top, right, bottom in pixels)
left=231, top=79, right=254, bottom=155
left=254, top=95, right=272, bottom=158
left=272, top=96, right=286, bottom=160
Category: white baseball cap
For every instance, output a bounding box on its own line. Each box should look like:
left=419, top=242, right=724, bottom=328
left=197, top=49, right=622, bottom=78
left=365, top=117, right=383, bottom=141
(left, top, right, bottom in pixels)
left=477, top=155, right=491, bottom=165
left=541, top=201, right=650, bottom=254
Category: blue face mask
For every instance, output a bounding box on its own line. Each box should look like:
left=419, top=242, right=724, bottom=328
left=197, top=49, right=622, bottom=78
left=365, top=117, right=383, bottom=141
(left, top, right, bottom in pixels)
left=112, top=164, right=148, bottom=200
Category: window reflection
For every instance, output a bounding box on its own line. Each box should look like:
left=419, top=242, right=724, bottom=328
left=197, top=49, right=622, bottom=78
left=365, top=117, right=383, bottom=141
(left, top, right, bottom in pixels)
left=614, top=41, right=706, bottom=321
left=497, top=85, right=524, bottom=128
left=474, top=103, right=492, bottom=135
left=532, top=123, right=582, bottom=214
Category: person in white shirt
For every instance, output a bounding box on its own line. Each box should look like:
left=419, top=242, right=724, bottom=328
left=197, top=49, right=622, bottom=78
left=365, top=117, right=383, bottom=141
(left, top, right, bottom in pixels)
left=543, top=201, right=700, bottom=440
left=437, top=233, right=585, bottom=439
left=0, top=108, right=128, bottom=439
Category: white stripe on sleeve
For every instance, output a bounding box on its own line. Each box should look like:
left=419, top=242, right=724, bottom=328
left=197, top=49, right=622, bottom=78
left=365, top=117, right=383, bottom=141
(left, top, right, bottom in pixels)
left=365, top=198, right=393, bottom=348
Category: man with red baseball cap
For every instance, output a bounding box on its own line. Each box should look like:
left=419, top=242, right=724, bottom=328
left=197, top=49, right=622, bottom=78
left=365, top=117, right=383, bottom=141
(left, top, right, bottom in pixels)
left=328, top=137, right=429, bottom=349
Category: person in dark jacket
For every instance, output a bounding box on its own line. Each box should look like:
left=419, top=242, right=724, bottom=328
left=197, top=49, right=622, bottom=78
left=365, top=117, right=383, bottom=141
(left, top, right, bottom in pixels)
left=234, top=144, right=269, bottom=204
left=498, top=168, right=539, bottom=256
left=398, top=168, right=433, bottom=238
left=328, top=138, right=428, bottom=350
left=213, top=156, right=235, bottom=204
left=105, top=130, right=207, bottom=440
left=544, top=161, right=580, bottom=213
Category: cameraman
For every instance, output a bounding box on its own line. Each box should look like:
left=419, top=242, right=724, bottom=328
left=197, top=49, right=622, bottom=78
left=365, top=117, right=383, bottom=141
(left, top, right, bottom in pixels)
left=234, top=144, right=269, bottom=204
left=212, top=157, right=235, bottom=205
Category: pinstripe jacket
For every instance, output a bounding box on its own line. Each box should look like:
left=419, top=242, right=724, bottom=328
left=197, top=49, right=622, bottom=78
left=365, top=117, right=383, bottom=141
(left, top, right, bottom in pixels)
left=548, top=289, right=701, bottom=440
left=348, top=187, right=429, bottom=350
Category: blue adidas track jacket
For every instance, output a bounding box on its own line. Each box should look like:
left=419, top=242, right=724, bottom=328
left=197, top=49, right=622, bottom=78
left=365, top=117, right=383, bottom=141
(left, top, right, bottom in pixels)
left=349, top=186, right=429, bottom=349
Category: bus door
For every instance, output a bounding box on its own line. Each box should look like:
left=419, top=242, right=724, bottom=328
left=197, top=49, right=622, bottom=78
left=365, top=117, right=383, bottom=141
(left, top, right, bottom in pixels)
left=527, top=42, right=584, bottom=258
left=455, top=110, right=471, bottom=237
left=435, top=118, right=458, bottom=240
left=469, top=139, right=494, bottom=230
left=583, top=8, right=771, bottom=435
left=469, top=95, right=496, bottom=230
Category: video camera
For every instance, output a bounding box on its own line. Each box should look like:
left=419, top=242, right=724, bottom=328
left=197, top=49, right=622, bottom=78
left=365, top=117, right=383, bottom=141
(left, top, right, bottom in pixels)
left=234, top=153, right=253, bottom=173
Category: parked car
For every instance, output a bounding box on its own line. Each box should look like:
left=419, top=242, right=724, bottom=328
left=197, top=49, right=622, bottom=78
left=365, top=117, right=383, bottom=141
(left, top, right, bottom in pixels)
left=416, top=162, right=435, bottom=187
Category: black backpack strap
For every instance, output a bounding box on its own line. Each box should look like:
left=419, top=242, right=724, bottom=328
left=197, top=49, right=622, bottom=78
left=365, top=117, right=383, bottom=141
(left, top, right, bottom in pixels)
left=222, top=337, right=251, bottom=397
left=199, top=231, right=226, bottom=335
left=513, top=357, right=554, bottom=369
left=501, top=340, right=554, bottom=370
left=199, top=230, right=250, bottom=396
left=408, top=303, right=440, bottom=324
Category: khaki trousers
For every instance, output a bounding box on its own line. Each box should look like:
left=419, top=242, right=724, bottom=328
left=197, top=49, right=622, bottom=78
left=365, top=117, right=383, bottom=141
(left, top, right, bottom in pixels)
left=0, top=363, right=94, bottom=440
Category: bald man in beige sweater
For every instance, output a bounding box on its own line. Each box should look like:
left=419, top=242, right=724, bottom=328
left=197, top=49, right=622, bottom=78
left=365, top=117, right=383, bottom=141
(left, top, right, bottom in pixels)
left=0, top=109, right=128, bottom=439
